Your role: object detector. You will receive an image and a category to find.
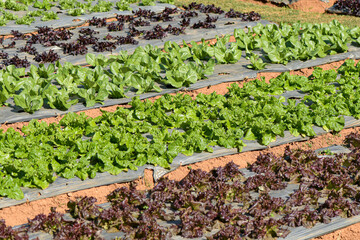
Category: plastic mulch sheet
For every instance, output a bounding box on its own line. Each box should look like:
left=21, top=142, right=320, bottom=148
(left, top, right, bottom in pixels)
left=326, top=4, right=358, bottom=16
left=12, top=144, right=360, bottom=240
left=1, top=43, right=360, bottom=125
left=0, top=88, right=359, bottom=209
left=0, top=13, right=270, bottom=67
left=0, top=2, right=175, bottom=35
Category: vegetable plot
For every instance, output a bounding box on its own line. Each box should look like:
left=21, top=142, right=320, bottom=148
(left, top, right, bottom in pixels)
left=2, top=19, right=360, bottom=114
left=0, top=59, right=360, bottom=200
left=3, top=133, right=360, bottom=239
left=0, top=3, right=261, bottom=67
left=0, top=0, right=174, bottom=27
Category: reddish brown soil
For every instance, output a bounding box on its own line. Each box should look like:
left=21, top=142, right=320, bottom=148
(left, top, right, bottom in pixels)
left=289, top=0, right=337, bottom=13
left=240, top=0, right=337, bottom=13
left=315, top=223, right=360, bottom=240
left=1, top=59, right=360, bottom=240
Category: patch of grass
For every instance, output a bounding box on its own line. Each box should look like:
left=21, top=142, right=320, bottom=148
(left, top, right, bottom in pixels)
left=174, top=0, right=360, bottom=28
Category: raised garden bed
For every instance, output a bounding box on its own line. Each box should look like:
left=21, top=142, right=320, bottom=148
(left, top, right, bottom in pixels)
left=0, top=6, right=263, bottom=67
left=0, top=59, right=360, bottom=210
left=2, top=19, right=360, bottom=122
left=1, top=1, right=360, bottom=239
left=2, top=134, right=360, bottom=239
left=327, top=0, right=360, bottom=16
left=0, top=0, right=174, bottom=31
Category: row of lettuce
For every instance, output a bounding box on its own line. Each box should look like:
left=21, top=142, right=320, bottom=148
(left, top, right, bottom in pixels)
left=0, top=59, right=359, bottom=200
left=1, top=20, right=360, bottom=113
left=3, top=133, right=360, bottom=239
left=0, top=0, right=174, bottom=25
